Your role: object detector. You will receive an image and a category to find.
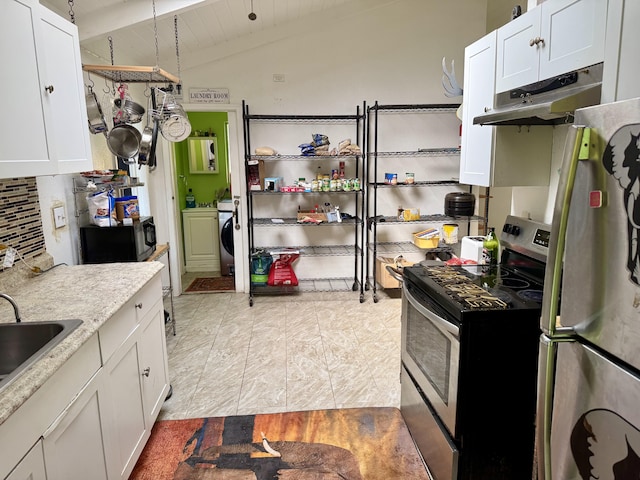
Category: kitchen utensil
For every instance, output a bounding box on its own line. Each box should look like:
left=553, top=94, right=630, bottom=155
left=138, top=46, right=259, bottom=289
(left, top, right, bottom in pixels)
left=106, top=124, right=141, bottom=159
left=444, top=191, right=476, bottom=217
left=86, top=90, right=108, bottom=134
left=114, top=98, right=145, bottom=124
left=161, top=113, right=191, bottom=142
left=137, top=97, right=154, bottom=165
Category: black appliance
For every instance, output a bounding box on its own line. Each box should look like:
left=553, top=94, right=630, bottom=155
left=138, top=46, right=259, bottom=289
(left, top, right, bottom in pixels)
left=400, top=216, right=550, bottom=480
left=80, top=216, right=156, bottom=264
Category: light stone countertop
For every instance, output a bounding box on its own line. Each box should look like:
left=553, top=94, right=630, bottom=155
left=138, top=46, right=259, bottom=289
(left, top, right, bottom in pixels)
left=0, top=262, right=164, bottom=426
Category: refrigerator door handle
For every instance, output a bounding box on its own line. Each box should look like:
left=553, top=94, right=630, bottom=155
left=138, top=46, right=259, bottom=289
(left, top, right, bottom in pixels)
left=541, top=126, right=590, bottom=337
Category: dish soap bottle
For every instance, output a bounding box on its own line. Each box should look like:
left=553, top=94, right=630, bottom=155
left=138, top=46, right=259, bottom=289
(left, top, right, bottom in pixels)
left=186, top=189, right=196, bottom=208
left=482, top=227, right=499, bottom=266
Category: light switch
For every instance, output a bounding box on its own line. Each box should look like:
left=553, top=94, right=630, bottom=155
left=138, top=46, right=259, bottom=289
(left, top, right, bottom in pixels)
left=53, top=206, right=66, bottom=229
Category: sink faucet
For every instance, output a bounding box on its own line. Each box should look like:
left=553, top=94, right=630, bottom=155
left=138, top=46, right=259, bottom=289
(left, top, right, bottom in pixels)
left=0, top=293, right=21, bottom=323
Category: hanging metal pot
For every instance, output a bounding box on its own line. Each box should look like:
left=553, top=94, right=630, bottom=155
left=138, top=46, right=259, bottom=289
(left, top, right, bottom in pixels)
left=106, top=124, right=142, bottom=159
left=114, top=98, right=145, bottom=124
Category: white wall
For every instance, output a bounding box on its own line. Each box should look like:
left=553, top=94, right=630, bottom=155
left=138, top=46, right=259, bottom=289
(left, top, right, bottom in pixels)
left=181, top=0, right=487, bottom=110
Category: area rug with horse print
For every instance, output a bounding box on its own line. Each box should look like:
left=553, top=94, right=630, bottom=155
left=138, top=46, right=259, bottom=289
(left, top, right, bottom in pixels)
left=129, top=407, right=429, bottom=479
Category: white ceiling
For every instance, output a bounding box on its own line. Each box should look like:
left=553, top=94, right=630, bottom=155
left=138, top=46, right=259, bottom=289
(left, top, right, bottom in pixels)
left=41, top=0, right=384, bottom=80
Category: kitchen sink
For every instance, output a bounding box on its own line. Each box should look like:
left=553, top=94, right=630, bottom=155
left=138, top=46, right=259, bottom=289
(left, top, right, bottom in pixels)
left=0, top=319, right=83, bottom=393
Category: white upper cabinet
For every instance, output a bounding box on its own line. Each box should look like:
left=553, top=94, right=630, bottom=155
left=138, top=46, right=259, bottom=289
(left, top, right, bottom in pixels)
left=460, top=32, right=553, bottom=187
left=460, top=32, right=497, bottom=187
left=496, top=0, right=607, bottom=93
left=39, top=6, right=92, bottom=174
left=0, top=0, right=92, bottom=178
left=602, top=0, right=640, bottom=103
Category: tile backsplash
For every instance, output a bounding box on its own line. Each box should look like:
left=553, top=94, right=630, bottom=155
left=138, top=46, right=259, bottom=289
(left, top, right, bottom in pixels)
left=0, top=178, right=52, bottom=290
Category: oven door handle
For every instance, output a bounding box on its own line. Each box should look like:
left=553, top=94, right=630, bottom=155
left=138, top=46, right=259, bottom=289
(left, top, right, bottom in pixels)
left=403, top=282, right=460, bottom=337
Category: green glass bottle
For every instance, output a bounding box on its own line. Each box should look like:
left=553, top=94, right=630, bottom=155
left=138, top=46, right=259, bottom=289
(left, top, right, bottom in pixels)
left=482, top=227, right=499, bottom=266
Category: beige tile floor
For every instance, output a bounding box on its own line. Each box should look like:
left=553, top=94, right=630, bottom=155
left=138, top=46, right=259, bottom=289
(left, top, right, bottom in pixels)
left=159, top=287, right=402, bottom=420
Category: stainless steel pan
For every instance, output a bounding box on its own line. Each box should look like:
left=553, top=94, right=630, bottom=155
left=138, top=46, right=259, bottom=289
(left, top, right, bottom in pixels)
left=138, top=96, right=155, bottom=165
left=106, top=124, right=141, bottom=159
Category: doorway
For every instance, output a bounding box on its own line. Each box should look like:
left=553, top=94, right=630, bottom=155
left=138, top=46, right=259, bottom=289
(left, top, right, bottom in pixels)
left=151, top=104, right=247, bottom=296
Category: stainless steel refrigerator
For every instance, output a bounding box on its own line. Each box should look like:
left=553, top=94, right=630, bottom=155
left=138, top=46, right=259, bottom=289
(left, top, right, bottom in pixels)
left=537, top=97, right=640, bottom=480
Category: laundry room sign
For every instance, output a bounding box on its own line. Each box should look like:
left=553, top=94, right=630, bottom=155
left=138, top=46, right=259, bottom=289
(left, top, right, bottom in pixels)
left=188, top=88, right=230, bottom=104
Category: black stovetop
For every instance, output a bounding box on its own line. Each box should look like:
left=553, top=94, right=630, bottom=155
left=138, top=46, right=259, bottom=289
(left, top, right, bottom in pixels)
left=403, top=261, right=544, bottom=321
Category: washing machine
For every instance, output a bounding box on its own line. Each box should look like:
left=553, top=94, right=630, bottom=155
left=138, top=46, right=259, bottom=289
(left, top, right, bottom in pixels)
left=217, top=200, right=235, bottom=276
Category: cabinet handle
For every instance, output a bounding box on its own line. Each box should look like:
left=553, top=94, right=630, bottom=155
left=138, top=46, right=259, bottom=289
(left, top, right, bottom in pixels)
left=135, top=302, right=143, bottom=309
left=45, top=85, right=54, bottom=94
left=529, top=37, right=545, bottom=47
left=484, top=106, right=491, bottom=113
left=142, top=367, right=151, bottom=377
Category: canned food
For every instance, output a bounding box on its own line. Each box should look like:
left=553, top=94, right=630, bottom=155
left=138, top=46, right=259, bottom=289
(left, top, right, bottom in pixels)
left=385, top=173, right=398, bottom=185
left=342, top=178, right=352, bottom=191
left=405, top=173, right=415, bottom=184
left=352, top=178, right=361, bottom=191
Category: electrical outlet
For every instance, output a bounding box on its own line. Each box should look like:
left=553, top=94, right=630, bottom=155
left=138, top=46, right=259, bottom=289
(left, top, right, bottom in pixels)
left=53, top=205, right=66, bottom=229
left=3, top=247, right=16, bottom=268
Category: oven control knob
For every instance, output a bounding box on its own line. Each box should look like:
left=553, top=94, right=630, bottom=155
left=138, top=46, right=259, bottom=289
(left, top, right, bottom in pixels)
left=503, top=224, right=520, bottom=236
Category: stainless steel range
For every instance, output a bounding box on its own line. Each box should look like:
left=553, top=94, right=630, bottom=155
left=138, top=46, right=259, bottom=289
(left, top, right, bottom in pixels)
left=400, top=216, right=550, bottom=480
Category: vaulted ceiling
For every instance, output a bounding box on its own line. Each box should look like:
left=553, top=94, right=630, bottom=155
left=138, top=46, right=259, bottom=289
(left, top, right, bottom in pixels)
left=41, top=0, right=394, bottom=79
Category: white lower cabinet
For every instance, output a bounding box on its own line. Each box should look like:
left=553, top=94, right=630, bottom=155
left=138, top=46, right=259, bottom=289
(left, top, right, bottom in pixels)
left=5, top=441, right=46, bottom=480
left=42, top=370, right=109, bottom=480
left=139, top=305, right=170, bottom=426
left=183, top=208, right=220, bottom=272
left=100, top=275, right=169, bottom=480
left=0, top=273, right=169, bottom=480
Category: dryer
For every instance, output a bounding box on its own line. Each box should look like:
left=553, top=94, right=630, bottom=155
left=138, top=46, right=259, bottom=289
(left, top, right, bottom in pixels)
left=217, top=200, right=235, bottom=276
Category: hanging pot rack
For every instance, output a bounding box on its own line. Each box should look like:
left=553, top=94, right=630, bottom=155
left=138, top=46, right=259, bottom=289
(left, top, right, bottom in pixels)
left=82, top=65, right=179, bottom=84
left=81, top=0, right=179, bottom=85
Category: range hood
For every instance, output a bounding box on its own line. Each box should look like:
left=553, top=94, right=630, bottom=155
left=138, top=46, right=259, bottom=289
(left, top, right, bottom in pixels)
left=473, top=64, right=603, bottom=126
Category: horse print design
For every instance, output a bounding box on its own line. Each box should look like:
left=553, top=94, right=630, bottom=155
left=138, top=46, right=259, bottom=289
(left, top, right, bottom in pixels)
left=603, top=124, right=640, bottom=285
left=571, top=409, right=640, bottom=479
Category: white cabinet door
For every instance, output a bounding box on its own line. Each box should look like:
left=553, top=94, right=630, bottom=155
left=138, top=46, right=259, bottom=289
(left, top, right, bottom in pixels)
left=0, top=0, right=52, bottom=176
left=5, top=441, right=47, bottom=480
left=102, top=332, right=146, bottom=480
left=462, top=31, right=554, bottom=187
left=0, top=0, right=91, bottom=178
left=538, top=0, right=606, bottom=82
left=496, top=7, right=541, bottom=93
left=39, top=7, right=92, bottom=174
left=496, top=0, right=606, bottom=93
left=602, top=0, right=640, bottom=102
left=100, top=275, right=167, bottom=480
left=138, top=304, right=170, bottom=426
left=460, top=32, right=497, bottom=187
left=183, top=209, right=220, bottom=272
left=42, top=370, right=109, bottom=480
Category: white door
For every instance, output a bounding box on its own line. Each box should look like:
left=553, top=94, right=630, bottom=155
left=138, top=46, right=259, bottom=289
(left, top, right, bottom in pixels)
left=496, top=7, right=541, bottom=93
left=5, top=441, right=47, bottom=480
left=538, top=0, right=606, bottom=82
left=42, top=371, right=109, bottom=480
left=102, top=333, right=146, bottom=479
left=1, top=0, right=51, bottom=175
left=138, top=306, right=170, bottom=426
left=38, top=6, right=92, bottom=174
left=460, top=31, right=496, bottom=187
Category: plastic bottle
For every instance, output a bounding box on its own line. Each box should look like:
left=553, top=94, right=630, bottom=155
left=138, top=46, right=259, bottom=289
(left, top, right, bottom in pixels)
left=186, top=188, right=196, bottom=208
left=482, top=227, right=499, bottom=266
